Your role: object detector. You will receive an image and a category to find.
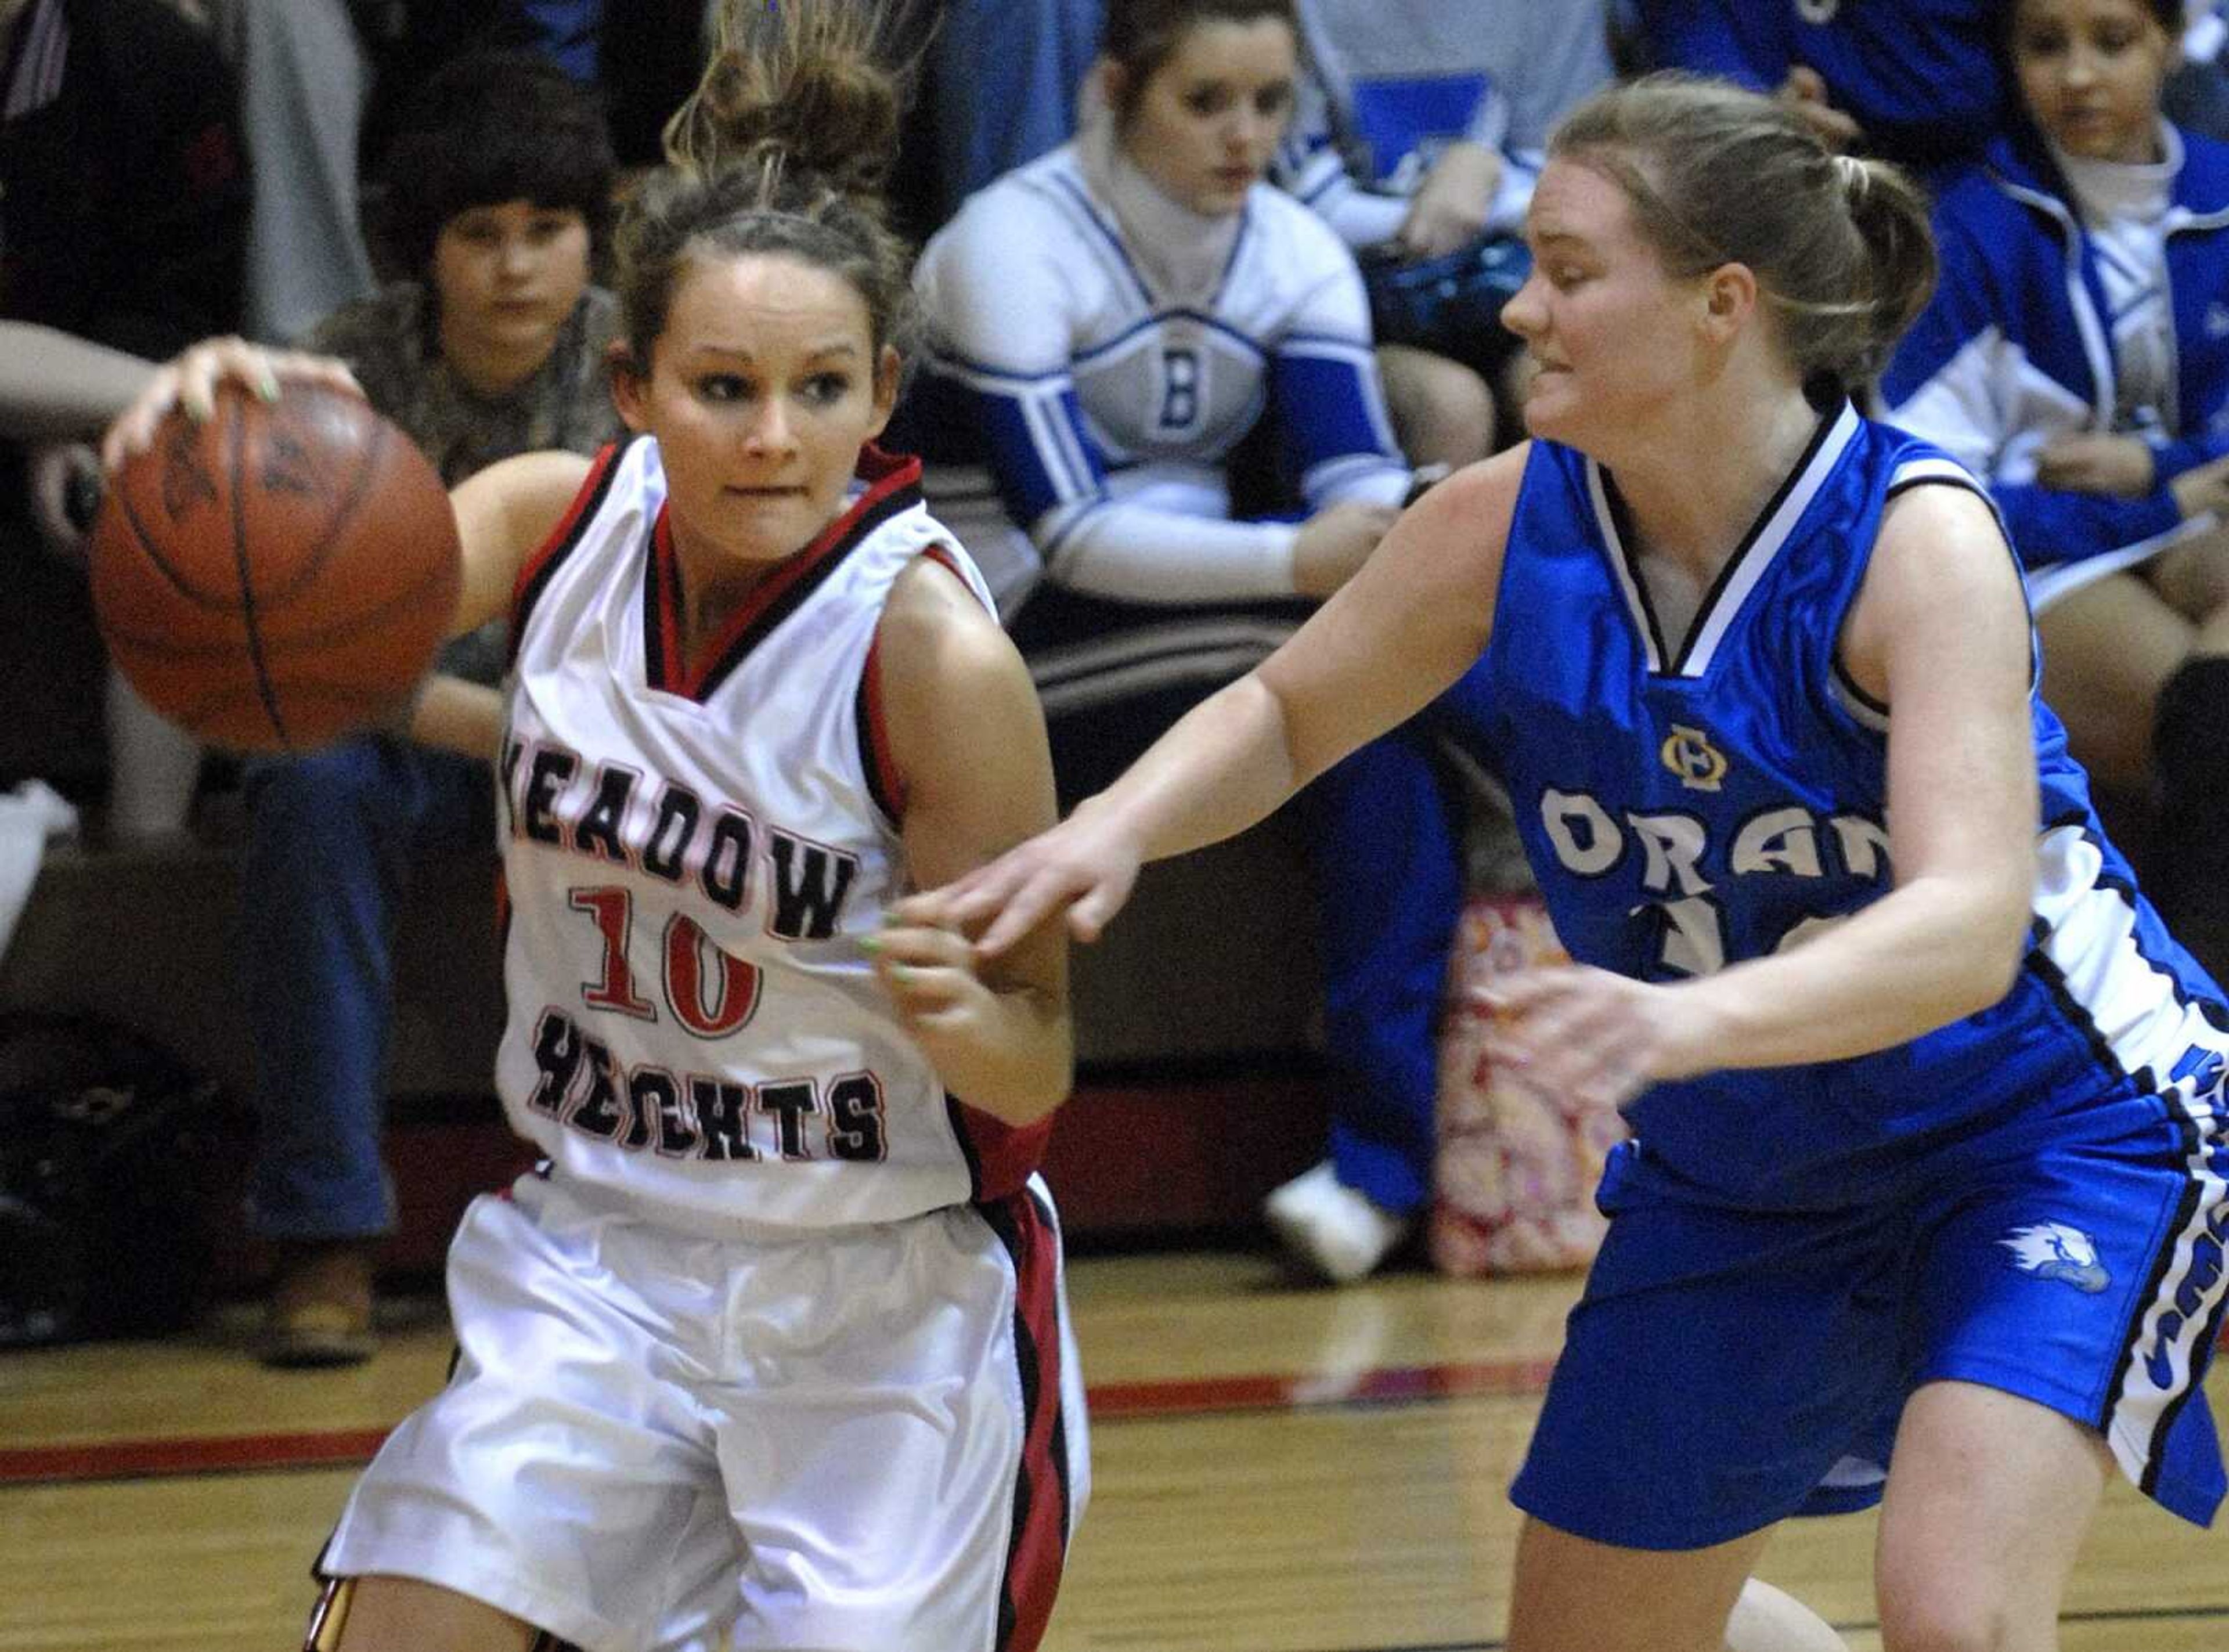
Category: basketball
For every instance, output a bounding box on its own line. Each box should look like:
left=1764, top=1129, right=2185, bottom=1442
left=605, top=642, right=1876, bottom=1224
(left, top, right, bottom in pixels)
left=87, top=384, right=461, bottom=753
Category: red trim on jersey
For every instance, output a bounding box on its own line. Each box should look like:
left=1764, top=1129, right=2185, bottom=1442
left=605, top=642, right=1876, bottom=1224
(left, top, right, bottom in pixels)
left=989, top=1188, right=1073, bottom=1652
left=919, top=540, right=990, bottom=611
left=952, top=1100, right=1055, bottom=1203
left=855, top=539, right=991, bottom=827
left=646, top=505, right=685, bottom=688
left=509, top=439, right=627, bottom=651
left=650, top=446, right=925, bottom=702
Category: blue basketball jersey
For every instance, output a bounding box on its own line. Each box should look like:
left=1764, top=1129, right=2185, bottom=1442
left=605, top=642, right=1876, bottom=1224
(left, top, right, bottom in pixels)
left=1471, top=403, right=2229, bottom=1209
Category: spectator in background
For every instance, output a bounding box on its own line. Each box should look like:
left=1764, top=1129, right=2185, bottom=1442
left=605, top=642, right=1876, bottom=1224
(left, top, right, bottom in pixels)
left=0, top=0, right=248, bottom=829
left=1878, top=0, right=2229, bottom=977
left=246, top=49, right=622, bottom=1368
left=912, top=0, right=1458, bottom=1285
left=1274, top=1, right=1615, bottom=464
left=1634, top=0, right=2008, bottom=178
left=205, top=0, right=380, bottom=346
left=905, top=0, right=1105, bottom=234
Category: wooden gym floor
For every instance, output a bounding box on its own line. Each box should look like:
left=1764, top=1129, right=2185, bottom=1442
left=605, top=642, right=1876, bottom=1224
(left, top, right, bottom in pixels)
left=1, top=1247, right=2223, bottom=1651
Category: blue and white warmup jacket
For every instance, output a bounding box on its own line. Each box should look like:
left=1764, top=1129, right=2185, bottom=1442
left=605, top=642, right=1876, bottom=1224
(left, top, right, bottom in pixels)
left=909, top=128, right=1411, bottom=613
left=1878, top=125, right=2229, bottom=604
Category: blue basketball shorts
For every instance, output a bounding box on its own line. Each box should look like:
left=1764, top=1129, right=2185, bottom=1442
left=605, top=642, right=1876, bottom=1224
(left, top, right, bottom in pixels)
left=1509, top=1107, right=2228, bottom=1551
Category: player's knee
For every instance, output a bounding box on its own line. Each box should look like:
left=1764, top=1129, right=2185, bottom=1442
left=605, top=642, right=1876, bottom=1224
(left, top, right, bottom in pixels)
left=1378, top=346, right=1495, bottom=470
left=1875, top=1585, right=2019, bottom=1652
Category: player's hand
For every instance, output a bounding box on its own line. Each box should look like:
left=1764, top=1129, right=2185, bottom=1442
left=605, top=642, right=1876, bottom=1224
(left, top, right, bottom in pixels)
left=1396, top=141, right=1501, bottom=259
left=900, top=798, right=1145, bottom=960
left=864, top=912, right=1008, bottom=1051
left=1776, top=66, right=1863, bottom=153
left=2035, top=433, right=2156, bottom=498
left=1292, top=500, right=1402, bottom=598
left=2169, top=451, right=2229, bottom=521
left=101, top=337, right=364, bottom=470
left=1474, top=964, right=1697, bottom=1115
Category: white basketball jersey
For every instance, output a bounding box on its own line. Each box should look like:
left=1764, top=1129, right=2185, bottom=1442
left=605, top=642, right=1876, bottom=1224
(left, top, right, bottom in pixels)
left=494, top=435, right=1041, bottom=1233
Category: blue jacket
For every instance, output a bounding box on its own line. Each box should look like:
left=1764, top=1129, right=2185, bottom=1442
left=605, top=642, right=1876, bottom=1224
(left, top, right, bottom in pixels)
left=1636, top=0, right=2004, bottom=170
left=1878, top=125, right=2229, bottom=570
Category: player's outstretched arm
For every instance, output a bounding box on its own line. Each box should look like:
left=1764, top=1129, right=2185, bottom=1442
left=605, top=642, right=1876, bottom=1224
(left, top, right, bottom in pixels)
left=910, top=447, right=1526, bottom=957
left=1, top=323, right=159, bottom=443
left=868, top=557, right=1073, bottom=1124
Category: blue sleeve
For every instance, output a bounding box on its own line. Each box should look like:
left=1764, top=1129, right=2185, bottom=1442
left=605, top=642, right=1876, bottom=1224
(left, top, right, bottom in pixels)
left=2152, top=428, right=2229, bottom=482
left=922, top=356, right=1113, bottom=553
left=1271, top=253, right=1410, bottom=506
left=1988, top=481, right=2184, bottom=569
left=1633, top=0, right=1788, bottom=89
left=1270, top=340, right=1409, bottom=507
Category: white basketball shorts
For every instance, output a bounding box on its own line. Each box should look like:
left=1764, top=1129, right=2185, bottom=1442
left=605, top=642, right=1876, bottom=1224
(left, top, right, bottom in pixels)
left=321, top=1167, right=1088, bottom=1652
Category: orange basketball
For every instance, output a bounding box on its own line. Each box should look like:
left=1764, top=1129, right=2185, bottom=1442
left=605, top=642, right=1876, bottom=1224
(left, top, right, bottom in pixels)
left=87, top=384, right=461, bottom=753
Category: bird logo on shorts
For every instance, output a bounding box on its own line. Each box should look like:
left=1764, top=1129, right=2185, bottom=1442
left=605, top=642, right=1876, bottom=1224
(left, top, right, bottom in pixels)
left=2000, top=1222, right=2111, bottom=1293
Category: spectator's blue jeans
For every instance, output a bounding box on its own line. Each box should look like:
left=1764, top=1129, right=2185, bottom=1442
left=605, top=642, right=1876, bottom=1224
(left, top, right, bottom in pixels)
left=238, top=735, right=492, bottom=1242
left=1303, top=654, right=1505, bottom=1218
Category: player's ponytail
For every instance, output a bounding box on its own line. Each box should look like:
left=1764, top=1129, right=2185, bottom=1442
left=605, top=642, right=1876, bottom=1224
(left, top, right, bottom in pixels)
left=1551, top=74, right=1939, bottom=406
left=1833, top=153, right=1938, bottom=392
left=661, top=0, right=901, bottom=200
left=615, top=0, right=917, bottom=372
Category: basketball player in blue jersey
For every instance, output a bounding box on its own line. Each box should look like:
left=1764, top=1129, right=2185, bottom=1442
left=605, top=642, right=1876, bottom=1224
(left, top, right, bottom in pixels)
left=917, top=73, right=2229, bottom=1652
left=110, top=4, right=1089, bottom=1649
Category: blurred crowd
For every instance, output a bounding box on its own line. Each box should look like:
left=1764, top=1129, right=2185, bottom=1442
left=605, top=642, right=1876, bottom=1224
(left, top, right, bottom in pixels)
left=8, top=0, right=2229, bottom=1356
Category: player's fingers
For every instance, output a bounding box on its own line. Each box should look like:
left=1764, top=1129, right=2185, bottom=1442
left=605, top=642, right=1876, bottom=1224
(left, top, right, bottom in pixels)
left=270, top=350, right=366, bottom=401
left=102, top=367, right=186, bottom=469
left=1473, top=964, right=1578, bottom=1018
left=975, top=869, right=1086, bottom=958
left=932, top=853, right=1042, bottom=933
left=890, top=885, right=980, bottom=933
left=865, top=922, right=974, bottom=971
left=1065, top=864, right=1140, bottom=945
left=878, top=959, right=973, bottom=1015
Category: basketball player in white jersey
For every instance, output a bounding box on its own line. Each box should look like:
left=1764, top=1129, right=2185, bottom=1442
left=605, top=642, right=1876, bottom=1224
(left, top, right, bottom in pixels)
left=112, top=4, right=1085, bottom=1649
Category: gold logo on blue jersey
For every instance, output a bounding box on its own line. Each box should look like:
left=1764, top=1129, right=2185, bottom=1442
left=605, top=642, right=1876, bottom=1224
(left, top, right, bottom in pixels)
left=1661, top=724, right=1727, bottom=792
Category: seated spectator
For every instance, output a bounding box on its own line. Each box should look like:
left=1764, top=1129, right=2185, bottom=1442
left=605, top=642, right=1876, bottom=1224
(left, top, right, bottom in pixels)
left=0, top=0, right=249, bottom=828
left=1878, top=0, right=2229, bottom=973
left=1274, top=0, right=1615, bottom=463
left=1633, top=0, right=2007, bottom=178
left=911, top=0, right=1456, bottom=1283
left=204, top=0, right=379, bottom=345
left=244, top=49, right=623, bottom=1367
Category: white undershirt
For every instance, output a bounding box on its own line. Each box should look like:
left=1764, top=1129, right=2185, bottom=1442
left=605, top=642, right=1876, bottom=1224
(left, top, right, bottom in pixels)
left=2054, top=123, right=2181, bottom=436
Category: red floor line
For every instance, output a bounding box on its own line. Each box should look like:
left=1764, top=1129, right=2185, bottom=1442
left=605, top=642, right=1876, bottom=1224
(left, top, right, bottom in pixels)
left=0, top=1355, right=1560, bottom=1488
